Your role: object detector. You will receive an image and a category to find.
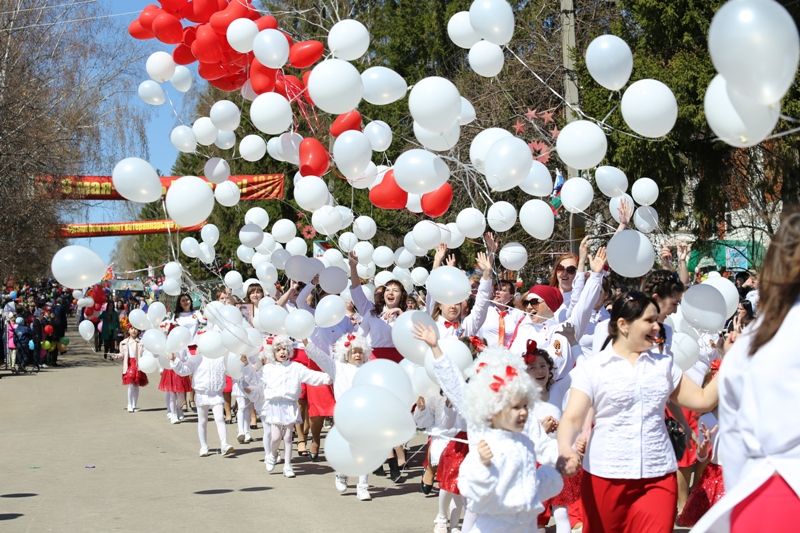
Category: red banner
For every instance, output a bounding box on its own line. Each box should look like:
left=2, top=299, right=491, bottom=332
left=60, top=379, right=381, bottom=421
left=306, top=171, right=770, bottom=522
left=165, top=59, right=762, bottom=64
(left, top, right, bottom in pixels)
left=58, top=220, right=204, bottom=238
left=50, top=174, right=285, bottom=201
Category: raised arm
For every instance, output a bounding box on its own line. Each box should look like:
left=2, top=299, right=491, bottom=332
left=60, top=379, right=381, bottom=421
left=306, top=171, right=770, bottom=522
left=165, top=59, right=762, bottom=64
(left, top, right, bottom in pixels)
left=676, top=242, right=691, bottom=286
left=462, top=252, right=494, bottom=336
left=296, top=280, right=316, bottom=314
left=169, top=351, right=200, bottom=377
left=276, top=281, right=300, bottom=308
left=671, top=373, right=719, bottom=413
left=615, top=197, right=633, bottom=235
left=566, top=247, right=607, bottom=339
left=297, top=363, right=333, bottom=386
left=414, top=323, right=468, bottom=415
left=304, top=339, right=336, bottom=380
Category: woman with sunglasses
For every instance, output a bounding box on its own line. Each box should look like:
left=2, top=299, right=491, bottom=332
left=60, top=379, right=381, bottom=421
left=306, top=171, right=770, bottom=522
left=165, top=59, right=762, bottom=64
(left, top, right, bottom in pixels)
left=692, top=211, right=800, bottom=533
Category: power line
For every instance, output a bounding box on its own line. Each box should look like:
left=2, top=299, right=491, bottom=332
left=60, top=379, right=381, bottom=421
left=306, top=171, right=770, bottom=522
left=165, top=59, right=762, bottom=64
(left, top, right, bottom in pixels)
left=0, top=9, right=138, bottom=32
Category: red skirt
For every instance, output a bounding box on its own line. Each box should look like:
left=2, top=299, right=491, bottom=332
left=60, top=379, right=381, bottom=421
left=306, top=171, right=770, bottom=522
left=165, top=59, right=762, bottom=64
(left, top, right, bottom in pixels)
left=677, top=407, right=698, bottom=467
left=676, top=463, right=725, bottom=527
left=372, top=347, right=402, bottom=363
left=437, top=431, right=468, bottom=495
left=223, top=375, right=233, bottom=394
left=122, top=357, right=148, bottom=387
left=158, top=369, right=192, bottom=393
left=294, top=348, right=335, bottom=417
left=732, top=474, right=800, bottom=533
left=552, top=467, right=584, bottom=506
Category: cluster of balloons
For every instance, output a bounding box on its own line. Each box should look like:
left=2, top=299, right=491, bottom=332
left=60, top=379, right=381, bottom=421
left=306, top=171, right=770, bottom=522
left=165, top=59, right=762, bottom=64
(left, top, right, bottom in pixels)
left=161, top=261, right=184, bottom=296
left=180, top=224, right=220, bottom=263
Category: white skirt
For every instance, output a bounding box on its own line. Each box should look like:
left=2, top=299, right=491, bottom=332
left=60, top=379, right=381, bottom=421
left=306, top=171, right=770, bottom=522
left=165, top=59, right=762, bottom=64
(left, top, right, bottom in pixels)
left=195, top=391, right=224, bottom=407
left=261, top=398, right=300, bottom=425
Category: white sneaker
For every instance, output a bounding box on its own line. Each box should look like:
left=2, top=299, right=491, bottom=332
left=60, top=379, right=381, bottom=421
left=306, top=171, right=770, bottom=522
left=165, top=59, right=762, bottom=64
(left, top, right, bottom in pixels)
left=199, top=447, right=211, bottom=457
left=222, top=445, right=235, bottom=457
left=127, top=406, right=133, bottom=413
left=356, top=483, right=371, bottom=501
left=433, top=517, right=448, bottom=533
left=265, top=453, right=277, bottom=472
left=237, top=434, right=245, bottom=444
left=177, top=413, right=185, bottom=422
left=243, top=435, right=253, bottom=444
left=170, top=415, right=180, bottom=424
left=334, top=474, right=348, bottom=493
left=283, top=465, right=296, bottom=478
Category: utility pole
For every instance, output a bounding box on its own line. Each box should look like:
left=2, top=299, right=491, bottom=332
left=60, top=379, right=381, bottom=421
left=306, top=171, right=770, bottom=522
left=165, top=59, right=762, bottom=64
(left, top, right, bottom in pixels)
left=561, top=0, right=584, bottom=254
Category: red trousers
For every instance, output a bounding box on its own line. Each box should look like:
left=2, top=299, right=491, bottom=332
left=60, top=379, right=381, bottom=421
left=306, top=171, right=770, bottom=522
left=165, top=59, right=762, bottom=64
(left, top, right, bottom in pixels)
left=732, top=475, right=800, bottom=533
left=582, top=472, right=676, bottom=533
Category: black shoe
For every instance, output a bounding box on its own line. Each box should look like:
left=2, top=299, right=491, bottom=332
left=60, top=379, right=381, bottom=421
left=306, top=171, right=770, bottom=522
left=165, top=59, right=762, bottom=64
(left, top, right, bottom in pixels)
left=420, top=482, right=433, bottom=495
left=310, top=452, right=320, bottom=462
left=387, top=457, right=404, bottom=483
left=372, top=465, right=387, bottom=477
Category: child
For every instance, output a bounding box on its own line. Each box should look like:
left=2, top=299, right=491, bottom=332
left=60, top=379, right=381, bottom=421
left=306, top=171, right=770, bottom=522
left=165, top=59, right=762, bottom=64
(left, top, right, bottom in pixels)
left=169, top=349, right=235, bottom=457
left=305, top=332, right=372, bottom=501
left=245, top=335, right=332, bottom=478
left=120, top=327, right=148, bottom=412
left=232, top=356, right=257, bottom=445
left=676, top=416, right=723, bottom=527
left=415, top=323, right=563, bottom=533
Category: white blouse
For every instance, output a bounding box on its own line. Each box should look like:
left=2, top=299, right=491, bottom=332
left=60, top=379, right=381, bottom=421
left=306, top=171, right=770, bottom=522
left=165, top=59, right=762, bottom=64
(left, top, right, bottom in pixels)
left=569, top=346, right=683, bottom=479
left=428, top=277, right=493, bottom=339
left=477, top=305, right=527, bottom=349
left=305, top=341, right=359, bottom=400
left=693, top=301, right=800, bottom=532
left=245, top=360, right=331, bottom=403
left=296, top=285, right=354, bottom=351
left=171, top=354, right=226, bottom=394
left=349, top=284, right=395, bottom=348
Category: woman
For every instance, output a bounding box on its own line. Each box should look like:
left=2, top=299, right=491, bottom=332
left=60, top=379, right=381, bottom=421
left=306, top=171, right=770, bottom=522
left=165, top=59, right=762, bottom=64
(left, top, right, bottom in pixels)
left=693, top=211, right=800, bottom=532
left=549, top=252, right=580, bottom=322
left=159, top=293, right=200, bottom=424
left=99, top=303, right=120, bottom=360
left=725, top=299, right=754, bottom=334
left=557, top=291, right=718, bottom=533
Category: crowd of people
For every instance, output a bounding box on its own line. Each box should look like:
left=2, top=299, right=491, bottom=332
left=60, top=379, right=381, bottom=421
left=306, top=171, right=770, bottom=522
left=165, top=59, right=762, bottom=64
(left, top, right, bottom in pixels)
left=104, top=209, right=800, bottom=533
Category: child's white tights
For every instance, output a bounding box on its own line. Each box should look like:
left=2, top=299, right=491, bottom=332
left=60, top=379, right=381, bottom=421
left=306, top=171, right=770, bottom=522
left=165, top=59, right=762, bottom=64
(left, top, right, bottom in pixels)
left=553, top=505, right=571, bottom=533
left=236, top=397, right=252, bottom=437
left=197, top=404, right=229, bottom=451
left=165, top=392, right=177, bottom=419
left=264, top=423, right=293, bottom=464
left=127, top=385, right=140, bottom=409
left=437, top=490, right=464, bottom=529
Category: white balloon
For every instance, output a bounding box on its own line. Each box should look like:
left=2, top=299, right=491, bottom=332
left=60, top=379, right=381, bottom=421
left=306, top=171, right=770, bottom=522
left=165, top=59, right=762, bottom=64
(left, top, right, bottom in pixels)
left=311, top=205, right=342, bottom=236
left=448, top=11, right=481, bottom=49
left=198, top=331, right=227, bottom=359
left=408, top=77, right=461, bottom=133
left=285, top=237, right=308, bottom=257
left=279, top=132, right=302, bottom=165
left=391, top=311, right=439, bottom=365
left=138, top=80, right=165, bottom=105
left=323, top=426, right=389, bottom=476
left=585, top=34, right=634, bottom=91
left=128, top=309, right=153, bottom=331
left=672, top=332, right=701, bottom=371
left=364, top=120, right=393, bottom=152
left=633, top=205, right=659, bottom=234
left=437, top=337, right=475, bottom=378
left=201, top=224, right=219, bottom=246
left=163, top=261, right=182, bottom=279
left=456, top=207, right=486, bottom=239
left=708, top=0, right=799, bottom=105
left=358, top=263, right=378, bottom=281
left=224, top=271, right=244, bottom=291
left=166, top=326, right=191, bottom=353
left=294, top=176, right=329, bottom=212
left=361, top=66, right=407, bottom=106
left=394, top=149, right=450, bottom=194
left=371, top=246, right=395, bottom=269
left=335, top=385, right=416, bottom=449
left=245, top=207, right=270, bottom=229
left=468, top=40, right=504, bottom=77
left=138, top=353, right=160, bottom=374
left=240, top=79, right=257, bottom=102
left=307, top=59, right=363, bottom=114
left=347, top=162, right=377, bottom=190
left=316, top=295, right=346, bottom=327
left=560, top=177, right=594, bottom=214
left=352, top=216, right=377, bottom=240
left=519, top=161, right=553, bottom=197
left=487, top=201, right=517, bottom=232
left=704, top=74, right=780, bottom=148
left=470, top=128, right=511, bottom=173
left=354, top=359, right=416, bottom=408
left=319, top=267, right=348, bottom=295
left=142, top=329, right=167, bottom=355
left=256, top=262, right=278, bottom=286
left=282, top=308, right=315, bottom=340
left=192, top=117, right=217, bottom=146
left=215, top=130, right=236, bottom=150
left=621, top=79, right=678, bottom=138
left=333, top=131, right=372, bottom=179
left=267, top=136, right=285, bottom=162
left=426, top=266, right=471, bottom=305
left=257, top=304, right=288, bottom=335
left=411, top=267, right=429, bottom=286
left=413, top=121, right=460, bottom=152
left=412, top=220, right=442, bottom=250
left=468, top=0, right=515, bottom=45
left=338, top=232, right=359, bottom=253
left=170, top=125, right=196, bottom=153
left=404, top=233, right=427, bottom=257
left=499, top=242, right=527, bottom=270
left=170, top=65, right=193, bottom=93
left=681, top=284, right=727, bottom=333
left=250, top=92, right=293, bottom=134
left=255, top=233, right=276, bottom=254
left=606, top=230, right=655, bottom=278
left=237, top=245, right=255, bottom=264
left=239, top=134, right=267, bottom=162
left=197, top=242, right=216, bottom=264
left=392, top=248, right=414, bottom=269
left=166, top=176, right=214, bottom=227
left=180, top=237, right=200, bottom=258
left=703, top=275, right=740, bottom=320
left=146, top=51, right=175, bottom=82
left=112, top=158, right=161, bottom=203
left=253, top=28, right=289, bottom=68
left=162, top=277, right=181, bottom=296
left=226, top=17, right=259, bottom=53
left=225, top=351, right=245, bottom=378
left=631, top=177, right=659, bottom=206
left=443, top=223, right=466, bottom=249
left=210, top=100, right=241, bottom=132
left=459, top=97, right=477, bottom=125
left=609, top=194, right=635, bottom=224
left=328, top=19, right=370, bottom=60
left=353, top=241, right=375, bottom=264
left=204, top=157, right=231, bottom=184
left=51, top=246, right=106, bottom=289
left=556, top=120, right=607, bottom=169
left=214, top=180, right=240, bottom=207
left=595, top=166, right=628, bottom=198
left=484, top=136, right=532, bottom=191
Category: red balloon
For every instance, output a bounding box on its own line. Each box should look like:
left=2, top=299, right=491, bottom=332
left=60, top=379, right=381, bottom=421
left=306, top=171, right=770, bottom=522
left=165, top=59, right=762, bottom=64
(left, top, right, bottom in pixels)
left=281, top=30, right=295, bottom=48
left=44, top=325, right=54, bottom=336
left=128, top=19, right=154, bottom=40
left=275, top=73, right=303, bottom=98
left=301, top=71, right=315, bottom=105
left=210, top=72, right=248, bottom=91
left=152, top=12, right=184, bottom=44
left=421, top=183, right=454, bottom=218
left=138, top=5, right=163, bottom=31
left=209, top=0, right=255, bottom=35
left=289, top=40, right=324, bottom=69
left=173, top=44, right=195, bottom=65
left=255, top=15, right=278, bottom=31
left=329, top=110, right=362, bottom=137
left=191, top=24, right=223, bottom=64
left=160, top=0, right=189, bottom=16
left=182, top=25, right=197, bottom=45
left=299, top=138, right=330, bottom=177
left=192, top=0, right=218, bottom=23
left=250, top=58, right=276, bottom=94
left=198, top=61, right=227, bottom=81
left=369, top=170, right=408, bottom=210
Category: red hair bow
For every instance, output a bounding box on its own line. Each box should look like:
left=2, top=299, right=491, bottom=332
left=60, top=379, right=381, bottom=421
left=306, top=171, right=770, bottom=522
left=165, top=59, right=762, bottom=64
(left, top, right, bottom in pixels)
left=476, top=362, right=488, bottom=373
left=266, top=337, right=274, bottom=345
left=523, top=339, right=538, bottom=365
left=469, top=336, right=486, bottom=352
left=344, top=333, right=356, bottom=348
left=489, top=366, right=518, bottom=393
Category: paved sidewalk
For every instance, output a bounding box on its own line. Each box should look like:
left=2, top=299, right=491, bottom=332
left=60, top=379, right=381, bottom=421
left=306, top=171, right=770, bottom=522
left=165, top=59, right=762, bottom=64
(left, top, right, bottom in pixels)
left=0, top=326, right=437, bottom=533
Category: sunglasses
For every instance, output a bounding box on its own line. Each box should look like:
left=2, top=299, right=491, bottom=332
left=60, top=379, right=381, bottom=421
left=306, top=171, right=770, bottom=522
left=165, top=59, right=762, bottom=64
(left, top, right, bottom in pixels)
left=525, top=298, right=542, bottom=306
left=556, top=265, right=577, bottom=275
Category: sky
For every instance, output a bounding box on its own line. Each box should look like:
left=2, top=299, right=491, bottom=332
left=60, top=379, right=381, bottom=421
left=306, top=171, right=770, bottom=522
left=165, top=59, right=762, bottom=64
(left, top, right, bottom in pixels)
left=65, top=0, right=190, bottom=267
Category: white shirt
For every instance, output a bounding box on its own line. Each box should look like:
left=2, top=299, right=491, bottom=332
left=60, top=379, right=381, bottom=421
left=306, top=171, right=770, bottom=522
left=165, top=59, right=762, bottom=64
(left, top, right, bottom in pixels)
left=246, top=360, right=331, bottom=402
left=570, top=346, right=683, bottom=479
left=693, top=301, right=800, bottom=532
left=296, top=285, right=354, bottom=351
left=171, top=354, right=226, bottom=394
left=429, top=277, right=493, bottom=339
left=350, top=284, right=395, bottom=348
left=477, top=305, right=526, bottom=349
left=305, top=341, right=358, bottom=400
left=119, top=337, right=143, bottom=373
left=578, top=307, right=610, bottom=360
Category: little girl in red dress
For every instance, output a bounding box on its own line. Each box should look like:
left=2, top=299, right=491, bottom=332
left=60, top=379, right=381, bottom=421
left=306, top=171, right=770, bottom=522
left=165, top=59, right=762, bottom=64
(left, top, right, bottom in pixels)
left=120, top=327, right=148, bottom=413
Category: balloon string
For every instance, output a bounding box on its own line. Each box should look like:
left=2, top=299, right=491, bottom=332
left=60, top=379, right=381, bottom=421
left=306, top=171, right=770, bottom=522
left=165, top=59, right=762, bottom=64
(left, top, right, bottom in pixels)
left=424, top=431, right=470, bottom=445
left=0, top=10, right=140, bottom=32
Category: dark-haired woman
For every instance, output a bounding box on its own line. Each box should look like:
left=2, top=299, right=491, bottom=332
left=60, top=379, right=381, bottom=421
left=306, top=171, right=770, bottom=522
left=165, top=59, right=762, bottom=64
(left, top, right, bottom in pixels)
left=557, top=291, right=718, bottom=533
left=159, top=293, right=201, bottom=424
left=693, top=211, right=800, bottom=533
left=725, top=299, right=754, bottom=334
